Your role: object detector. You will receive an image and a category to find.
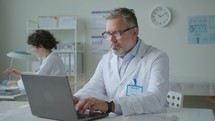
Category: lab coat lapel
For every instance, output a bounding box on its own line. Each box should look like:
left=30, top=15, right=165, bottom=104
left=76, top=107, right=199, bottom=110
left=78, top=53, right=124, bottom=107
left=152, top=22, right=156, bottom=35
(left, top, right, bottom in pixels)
left=110, top=53, right=121, bottom=81
left=121, top=41, right=148, bottom=82
left=121, top=55, right=141, bottom=81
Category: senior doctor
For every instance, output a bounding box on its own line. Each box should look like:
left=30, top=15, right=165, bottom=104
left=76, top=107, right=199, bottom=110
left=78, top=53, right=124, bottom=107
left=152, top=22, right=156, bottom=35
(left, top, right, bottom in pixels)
left=74, top=7, right=169, bottom=115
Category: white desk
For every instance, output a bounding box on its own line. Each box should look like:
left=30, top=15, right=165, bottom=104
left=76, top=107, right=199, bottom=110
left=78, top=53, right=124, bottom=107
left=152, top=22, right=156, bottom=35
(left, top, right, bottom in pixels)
left=0, top=93, right=24, bottom=101
left=0, top=101, right=214, bottom=121
left=0, top=92, right=26, bottom=101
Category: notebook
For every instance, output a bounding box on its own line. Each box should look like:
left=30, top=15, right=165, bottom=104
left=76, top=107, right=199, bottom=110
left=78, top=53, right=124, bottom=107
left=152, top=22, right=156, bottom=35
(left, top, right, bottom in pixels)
left=21, top=74, right=108, bottom=121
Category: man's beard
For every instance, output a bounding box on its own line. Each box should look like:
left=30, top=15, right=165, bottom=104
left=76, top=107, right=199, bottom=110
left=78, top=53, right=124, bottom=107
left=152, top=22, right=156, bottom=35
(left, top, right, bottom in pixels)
left=112, top=47, right=129, bottom=57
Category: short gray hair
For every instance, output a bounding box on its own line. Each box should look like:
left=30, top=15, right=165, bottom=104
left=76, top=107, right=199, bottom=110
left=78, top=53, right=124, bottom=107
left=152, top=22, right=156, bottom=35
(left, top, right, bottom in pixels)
left=106, top=8, right=138, bottom=28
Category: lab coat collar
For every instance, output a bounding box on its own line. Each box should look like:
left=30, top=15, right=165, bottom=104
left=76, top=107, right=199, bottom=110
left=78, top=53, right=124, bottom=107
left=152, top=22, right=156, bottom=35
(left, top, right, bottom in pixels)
left=110, top=38, right=149, bottom=83
left=121, top=38, right=145, bottom=81
left=111, top=54, right=121, bottom=81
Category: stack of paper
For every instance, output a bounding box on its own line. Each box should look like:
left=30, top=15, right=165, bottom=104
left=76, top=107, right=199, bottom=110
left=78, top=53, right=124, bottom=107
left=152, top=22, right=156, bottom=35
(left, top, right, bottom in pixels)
left=0, top=85, right=20, bottom=95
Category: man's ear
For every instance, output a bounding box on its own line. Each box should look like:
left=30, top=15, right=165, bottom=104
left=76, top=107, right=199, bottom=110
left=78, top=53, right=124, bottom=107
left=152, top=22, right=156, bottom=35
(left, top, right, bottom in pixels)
left=132, top=27, right=139, bottom=37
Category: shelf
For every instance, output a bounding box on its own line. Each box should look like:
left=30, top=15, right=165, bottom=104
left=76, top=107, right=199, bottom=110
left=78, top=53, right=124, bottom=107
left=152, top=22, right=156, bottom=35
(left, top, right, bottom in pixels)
left=28, top=27, right=76, bottom=31
left=66, top=72, right=84, bottom=77
left=53, top=50, right=84, bottom=53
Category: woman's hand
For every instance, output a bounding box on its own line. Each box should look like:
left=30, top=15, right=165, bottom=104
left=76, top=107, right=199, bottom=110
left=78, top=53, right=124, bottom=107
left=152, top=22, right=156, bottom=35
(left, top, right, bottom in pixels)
left=3, top=68, right=22, bottom=76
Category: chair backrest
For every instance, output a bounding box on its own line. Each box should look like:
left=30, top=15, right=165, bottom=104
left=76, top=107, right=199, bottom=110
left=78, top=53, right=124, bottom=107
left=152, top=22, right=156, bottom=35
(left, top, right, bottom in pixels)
left=167, top=91, right=183, bottom=108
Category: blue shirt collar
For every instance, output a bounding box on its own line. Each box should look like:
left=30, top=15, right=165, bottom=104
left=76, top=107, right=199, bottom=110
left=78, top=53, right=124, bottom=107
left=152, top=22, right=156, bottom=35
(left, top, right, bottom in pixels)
left=118, top=37, right=141, bottom=62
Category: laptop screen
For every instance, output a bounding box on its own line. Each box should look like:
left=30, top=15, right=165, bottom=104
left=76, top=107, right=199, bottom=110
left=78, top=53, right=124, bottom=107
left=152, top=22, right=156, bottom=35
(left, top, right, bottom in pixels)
left=21, top=74, right=108, bottom=121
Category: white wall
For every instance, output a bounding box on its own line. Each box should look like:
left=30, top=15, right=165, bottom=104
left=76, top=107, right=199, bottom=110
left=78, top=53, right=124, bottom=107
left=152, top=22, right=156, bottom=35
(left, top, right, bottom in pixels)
left=0, top=0, right=215, bottom=83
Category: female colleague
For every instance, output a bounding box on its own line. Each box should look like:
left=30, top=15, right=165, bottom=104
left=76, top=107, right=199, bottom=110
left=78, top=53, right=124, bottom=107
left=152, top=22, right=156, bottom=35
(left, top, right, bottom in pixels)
left=4, top=30, right=66, bottom=89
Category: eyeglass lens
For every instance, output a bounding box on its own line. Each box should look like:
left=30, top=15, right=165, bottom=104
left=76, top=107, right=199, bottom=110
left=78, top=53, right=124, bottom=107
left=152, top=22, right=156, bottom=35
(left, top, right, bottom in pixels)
left=102, top=27, right=135, bottom=40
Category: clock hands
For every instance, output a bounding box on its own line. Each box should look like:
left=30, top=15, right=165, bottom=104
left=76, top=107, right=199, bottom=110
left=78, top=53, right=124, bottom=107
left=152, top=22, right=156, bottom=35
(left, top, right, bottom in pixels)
left=158, top=12, right=168, bottom=17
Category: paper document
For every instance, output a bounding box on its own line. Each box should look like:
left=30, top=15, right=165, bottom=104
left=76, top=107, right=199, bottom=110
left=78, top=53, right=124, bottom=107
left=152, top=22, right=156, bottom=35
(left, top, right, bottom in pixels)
left=0, top=85, right=19, bottom=90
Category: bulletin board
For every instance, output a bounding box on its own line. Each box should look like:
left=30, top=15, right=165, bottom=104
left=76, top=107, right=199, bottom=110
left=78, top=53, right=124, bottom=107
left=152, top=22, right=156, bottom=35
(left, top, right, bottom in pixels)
left=188, top=15, right=215, bottom=44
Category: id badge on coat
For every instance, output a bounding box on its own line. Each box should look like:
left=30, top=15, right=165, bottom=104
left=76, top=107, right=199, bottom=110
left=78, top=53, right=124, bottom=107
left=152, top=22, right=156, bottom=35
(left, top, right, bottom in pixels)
left=126, top=79, right=143, bottom=96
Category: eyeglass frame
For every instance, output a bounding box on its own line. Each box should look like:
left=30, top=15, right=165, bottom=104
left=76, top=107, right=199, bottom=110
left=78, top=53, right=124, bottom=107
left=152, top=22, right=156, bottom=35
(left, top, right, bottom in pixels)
left=102, top=26, right=136, bottom=40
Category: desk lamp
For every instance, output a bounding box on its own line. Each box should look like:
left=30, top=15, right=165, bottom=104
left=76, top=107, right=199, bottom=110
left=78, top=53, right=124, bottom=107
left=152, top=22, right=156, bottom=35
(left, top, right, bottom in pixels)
left=6, top=51, right=38, bottom=72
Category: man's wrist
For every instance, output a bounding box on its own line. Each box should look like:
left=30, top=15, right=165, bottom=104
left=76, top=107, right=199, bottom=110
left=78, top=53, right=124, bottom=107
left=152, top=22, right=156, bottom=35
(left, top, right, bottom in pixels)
left=105, top=101, right=114, bottom=113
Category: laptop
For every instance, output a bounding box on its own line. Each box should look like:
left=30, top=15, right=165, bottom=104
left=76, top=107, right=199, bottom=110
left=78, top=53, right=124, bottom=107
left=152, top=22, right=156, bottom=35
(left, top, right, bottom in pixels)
left=21, top=74, right=108, bottom=121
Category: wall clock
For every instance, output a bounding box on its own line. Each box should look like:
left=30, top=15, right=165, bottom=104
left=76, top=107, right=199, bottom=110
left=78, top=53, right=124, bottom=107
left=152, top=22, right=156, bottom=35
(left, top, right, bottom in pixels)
left=151, top=6, right=172, bottom=27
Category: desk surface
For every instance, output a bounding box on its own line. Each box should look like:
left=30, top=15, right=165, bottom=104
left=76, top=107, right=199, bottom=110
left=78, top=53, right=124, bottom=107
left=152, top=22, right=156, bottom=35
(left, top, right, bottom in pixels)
left=0, top=93, right=24, bottom=100
left=0, top=101, right=214, bottom=121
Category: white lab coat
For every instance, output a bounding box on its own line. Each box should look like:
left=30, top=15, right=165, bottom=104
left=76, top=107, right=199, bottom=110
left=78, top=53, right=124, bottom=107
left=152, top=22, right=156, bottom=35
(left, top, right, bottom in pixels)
left=75, top=39, right=169, bottom=115
left=18, top=52, right=66, bottom=90
left=35, top=52, right=66, bottom=75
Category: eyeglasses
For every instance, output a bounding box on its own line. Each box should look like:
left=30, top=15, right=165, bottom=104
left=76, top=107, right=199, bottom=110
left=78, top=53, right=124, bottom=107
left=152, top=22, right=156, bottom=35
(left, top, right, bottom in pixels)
left=102, top=26, right=136, bottom=40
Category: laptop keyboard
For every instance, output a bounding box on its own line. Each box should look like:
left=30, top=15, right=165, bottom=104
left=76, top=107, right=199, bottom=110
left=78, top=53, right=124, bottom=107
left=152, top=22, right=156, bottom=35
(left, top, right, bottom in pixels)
left=77, top=111, right=108, bottom=120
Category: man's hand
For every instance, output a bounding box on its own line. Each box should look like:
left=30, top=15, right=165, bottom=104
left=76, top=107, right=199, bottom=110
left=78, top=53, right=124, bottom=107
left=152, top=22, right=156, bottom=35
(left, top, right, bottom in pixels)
left=75, top=97, right=108, bottom=113
left=73, top=96, right=80, bottom=104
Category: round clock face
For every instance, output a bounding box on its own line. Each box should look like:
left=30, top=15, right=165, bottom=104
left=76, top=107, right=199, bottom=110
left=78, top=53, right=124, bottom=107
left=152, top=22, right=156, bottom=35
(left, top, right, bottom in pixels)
left=151, top=6, right=172, bottom=27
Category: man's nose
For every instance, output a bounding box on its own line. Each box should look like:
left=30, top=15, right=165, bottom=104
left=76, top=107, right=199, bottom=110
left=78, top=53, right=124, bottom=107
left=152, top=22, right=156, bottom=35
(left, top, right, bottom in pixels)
left=109, top=34, right=117, bottom=42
